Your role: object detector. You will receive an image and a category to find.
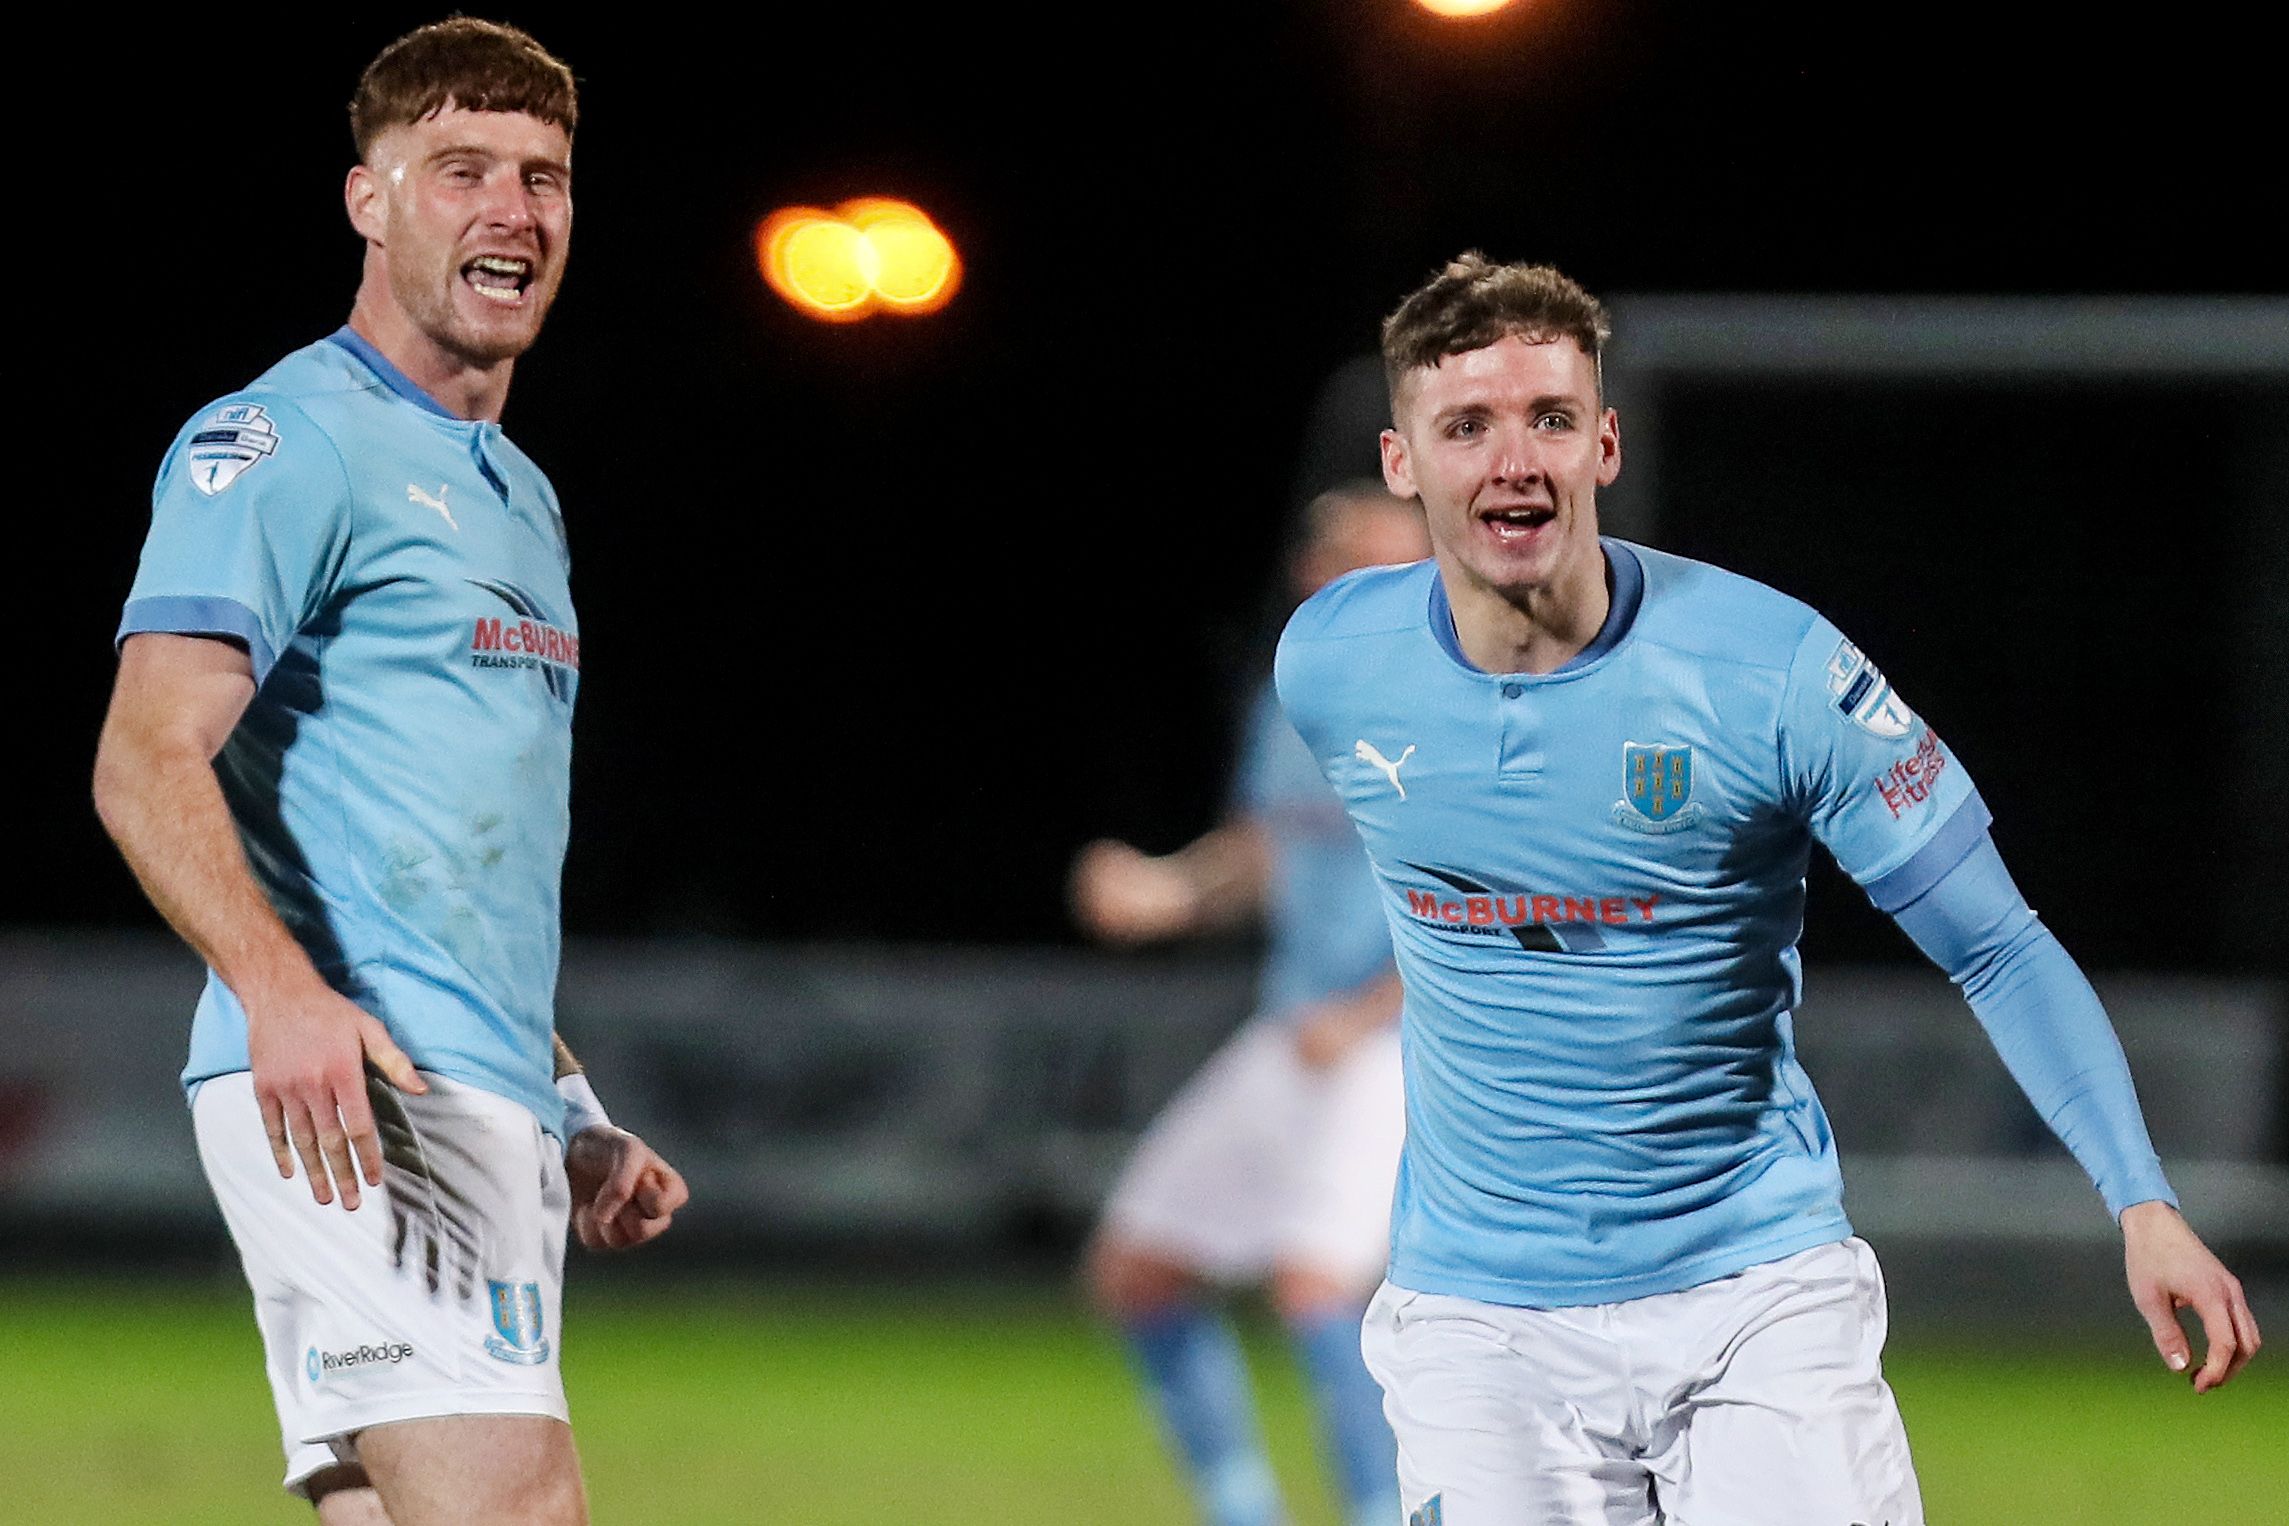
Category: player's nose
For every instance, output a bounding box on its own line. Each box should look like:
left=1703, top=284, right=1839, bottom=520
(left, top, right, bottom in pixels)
left=1489, top=435, right=1544, bottom=486
left=479, top=173, right=539, bottom=233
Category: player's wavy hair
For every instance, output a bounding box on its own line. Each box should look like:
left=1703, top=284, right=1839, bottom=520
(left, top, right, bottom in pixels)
left=350, top=18, right=577, bottom=161
left=1380, top=254, right=1611, bottom=413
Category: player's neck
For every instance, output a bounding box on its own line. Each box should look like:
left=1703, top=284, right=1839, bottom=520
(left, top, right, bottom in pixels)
left=346, top=290, right=515, bottom=425
left=1440, top=542, right=1611, bottom=677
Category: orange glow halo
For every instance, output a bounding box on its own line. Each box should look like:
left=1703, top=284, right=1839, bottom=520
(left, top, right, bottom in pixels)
left=836, top=197, right=961, bottom=314
left=756, top=206, right=876, bottom=322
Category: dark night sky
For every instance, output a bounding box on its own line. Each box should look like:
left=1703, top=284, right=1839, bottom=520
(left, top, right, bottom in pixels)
left=29, top=4, right=2283, bottom=965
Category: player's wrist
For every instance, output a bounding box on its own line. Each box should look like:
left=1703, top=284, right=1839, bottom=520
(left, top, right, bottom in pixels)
left=558, top=1072, right=613, bottom=1142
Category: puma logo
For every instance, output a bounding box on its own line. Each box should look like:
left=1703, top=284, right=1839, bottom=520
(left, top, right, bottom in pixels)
left=1355, top=739, right=1416, bottom=800
left=408, top=482, right=459, bottom=532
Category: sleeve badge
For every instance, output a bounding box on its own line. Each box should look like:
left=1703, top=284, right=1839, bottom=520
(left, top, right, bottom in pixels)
left=185, top=403, right=280, bottom=495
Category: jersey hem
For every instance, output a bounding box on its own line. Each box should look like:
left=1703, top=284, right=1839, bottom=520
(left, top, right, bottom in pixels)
left=181, top=1063, right=562, bottom=1139
left=1386, top=1215, right=1855, bottom=1309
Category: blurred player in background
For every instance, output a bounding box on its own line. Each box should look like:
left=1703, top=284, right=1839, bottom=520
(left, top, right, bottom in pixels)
left=1277, top=254, right=2260, bottom=1526
left=93, top=20, right=685, bottom=1524
left=1071, top=482, right=1429, bottom=1526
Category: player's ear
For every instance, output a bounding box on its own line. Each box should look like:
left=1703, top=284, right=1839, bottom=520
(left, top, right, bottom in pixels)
left=1597, top=407, right=1622, bottom=488
left=345, top=164, right=387, bottom=243
left=1380, top=427, right=1417, bottom=501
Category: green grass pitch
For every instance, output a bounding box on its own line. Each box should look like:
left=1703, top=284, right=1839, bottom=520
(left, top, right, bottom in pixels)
left=2, top=1277, right=2278, bottom=1523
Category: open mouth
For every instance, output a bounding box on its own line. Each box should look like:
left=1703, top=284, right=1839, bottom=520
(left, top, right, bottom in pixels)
left=1481, top=505, right=1556, bottom=540
left=463, top=255, right=535, bottom=307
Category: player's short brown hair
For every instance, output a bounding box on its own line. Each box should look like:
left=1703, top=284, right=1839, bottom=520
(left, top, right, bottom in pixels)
left=1380, top=254, right=1611, bottom=414
left=350, top=18, right=577, bottom=161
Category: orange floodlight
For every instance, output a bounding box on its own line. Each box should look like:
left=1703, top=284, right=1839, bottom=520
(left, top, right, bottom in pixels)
left=1414, top=0, right=1519, bottom=15
left=756, top=198, right=963, bottom=323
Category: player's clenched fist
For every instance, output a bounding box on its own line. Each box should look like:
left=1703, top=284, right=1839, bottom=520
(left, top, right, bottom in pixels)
left=245, top=978, right=425, bottom=1211
left=566, top=1126, right=690, bottom=1251
left=1070, top=839, right=1201, bottom=943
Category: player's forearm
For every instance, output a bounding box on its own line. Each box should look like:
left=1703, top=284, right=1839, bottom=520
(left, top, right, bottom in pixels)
left=94, top=727, right=326, bottom=1009
left=1164, top=820, right=1273, bottom=929
left=1890, top=837, right=2174, bottom=1217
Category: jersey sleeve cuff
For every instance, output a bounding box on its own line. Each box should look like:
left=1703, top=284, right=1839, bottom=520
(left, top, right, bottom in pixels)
left=117, top=596, right=278, bottom=685
left=1862, top=790, right=1994, bottom=913
left=2107, top=1174, right=2180, bottom=1222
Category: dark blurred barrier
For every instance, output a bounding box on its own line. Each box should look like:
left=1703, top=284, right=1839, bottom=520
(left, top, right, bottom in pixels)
left=3, top=934, right=2282, bottom=1271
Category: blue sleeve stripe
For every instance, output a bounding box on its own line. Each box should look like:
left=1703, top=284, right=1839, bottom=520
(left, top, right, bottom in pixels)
left=1863, top=790, right=1995, bottom=913
left=117, top=596, right=277, bottom=685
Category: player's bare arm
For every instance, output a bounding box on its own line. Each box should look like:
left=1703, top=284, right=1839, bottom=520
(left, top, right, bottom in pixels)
left=94, top=633, right=424, bottom=1211
left=1291, top=969, right=1405, bottom=1070
left=1069, top=820, right=1272, bottom=944
left=551, top=1033, right=690, bottom=1251
left=2120, top=1200, right=2262, bottom=1391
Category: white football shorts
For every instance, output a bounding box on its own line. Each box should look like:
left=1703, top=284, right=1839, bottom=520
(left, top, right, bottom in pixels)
left=192, top=1069, right=571, bottom=1496
left=1099, top=1017, right=1405, bottom=1287
left=1362, top=1237, right=1924, bottom=1526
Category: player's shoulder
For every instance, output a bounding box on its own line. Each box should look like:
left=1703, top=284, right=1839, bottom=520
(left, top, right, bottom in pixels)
left=164, top=339, right=379, bottom=454
left=158, top=340, right=386, bottom=499
left=1279, top=558, right=1435, bottom=648
left=1623, top=540, right=1827, bottom=672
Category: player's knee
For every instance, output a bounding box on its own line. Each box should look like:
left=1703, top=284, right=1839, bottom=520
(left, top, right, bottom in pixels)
left=1086, top=1236, right=1198, bottom=1319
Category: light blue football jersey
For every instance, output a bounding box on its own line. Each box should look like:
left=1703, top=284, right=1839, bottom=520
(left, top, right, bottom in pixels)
left=1276, top=541, right=1987, bottom=1307
left=119, top=329, right=578, bottom=1135
left=1231, top=678, right=1395, bottom=1020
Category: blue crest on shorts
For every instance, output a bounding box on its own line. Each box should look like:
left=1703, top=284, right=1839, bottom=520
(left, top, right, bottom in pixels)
left=484, top=1279, right=551, bottom=1365
left=306, top=1346, right=322, bottom=1384
left=1614, top=741, right=1704, bottom=834
left=1409, top=1497, right=1443, bottom=1526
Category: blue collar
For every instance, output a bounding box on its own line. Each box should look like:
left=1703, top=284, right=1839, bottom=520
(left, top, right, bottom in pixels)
left=327, top=326, right=463, bottom=421
left=1429, top=538, right=1644, bottom=676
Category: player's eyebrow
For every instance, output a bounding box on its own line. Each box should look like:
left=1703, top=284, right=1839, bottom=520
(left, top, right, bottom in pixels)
left=424, top=144, right=571, bottom=180
left=1430, top=391, right=1588, bottom=426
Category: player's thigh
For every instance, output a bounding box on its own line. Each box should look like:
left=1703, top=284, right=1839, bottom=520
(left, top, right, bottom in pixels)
left=1651, top=1239, right=1923, bottom=1526
left=193, top=1071, right=572, bottom=1496
left=356, top=1413, right=586, bottom=1526
left=1278, top=1023, right=1405, bottom=1290
left=1362, top=1284, right=1658, bottom=1526
left=1096, top=1020, right=1309, bottom=1280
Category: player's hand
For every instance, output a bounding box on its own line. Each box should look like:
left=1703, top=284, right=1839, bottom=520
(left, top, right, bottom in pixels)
left=245, top=978, right=426, bottom=1212
left=1293, top=1003, right=1374, bottom=1069
left=1070, top=839, right=1199, bottom=944
left=566, top=1126, right=690, bottom=1251
left=2121, top=1200, right=2261, bottom=1392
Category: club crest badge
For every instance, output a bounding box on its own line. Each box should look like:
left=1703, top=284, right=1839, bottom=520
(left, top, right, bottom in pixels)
left=1614, top=741, right=1704, bottom=834
left=185, top=403, right=279, bottom=495
left=484, top=1279, right=551, bottom=1365
left=1825, top=638, right=1915, bottom=738
left=1409, top=1497, right=1444, bottom=1526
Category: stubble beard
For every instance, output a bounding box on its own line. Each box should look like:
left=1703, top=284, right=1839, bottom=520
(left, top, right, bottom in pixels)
left=396, top=263, right=549, bottom=368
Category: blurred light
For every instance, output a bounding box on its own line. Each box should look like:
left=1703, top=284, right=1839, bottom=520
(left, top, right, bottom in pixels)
left=1414, top=0, right=1520, bottom=15
left=756, top=198, right=962, bottom=323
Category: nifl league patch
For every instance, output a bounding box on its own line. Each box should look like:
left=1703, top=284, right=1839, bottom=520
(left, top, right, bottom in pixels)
left=186, top=403, right=280, bottom=495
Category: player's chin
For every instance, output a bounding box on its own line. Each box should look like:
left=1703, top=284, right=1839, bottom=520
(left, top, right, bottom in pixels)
left=449, top=296, right=553, bottom=360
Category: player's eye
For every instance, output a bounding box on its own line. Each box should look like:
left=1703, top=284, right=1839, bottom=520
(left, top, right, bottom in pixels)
left=524, top=171, right=564, bottom=195
left=1536, top=412, right=1574, bottom=430
left=1448, top=418, right=1484, bottom=439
